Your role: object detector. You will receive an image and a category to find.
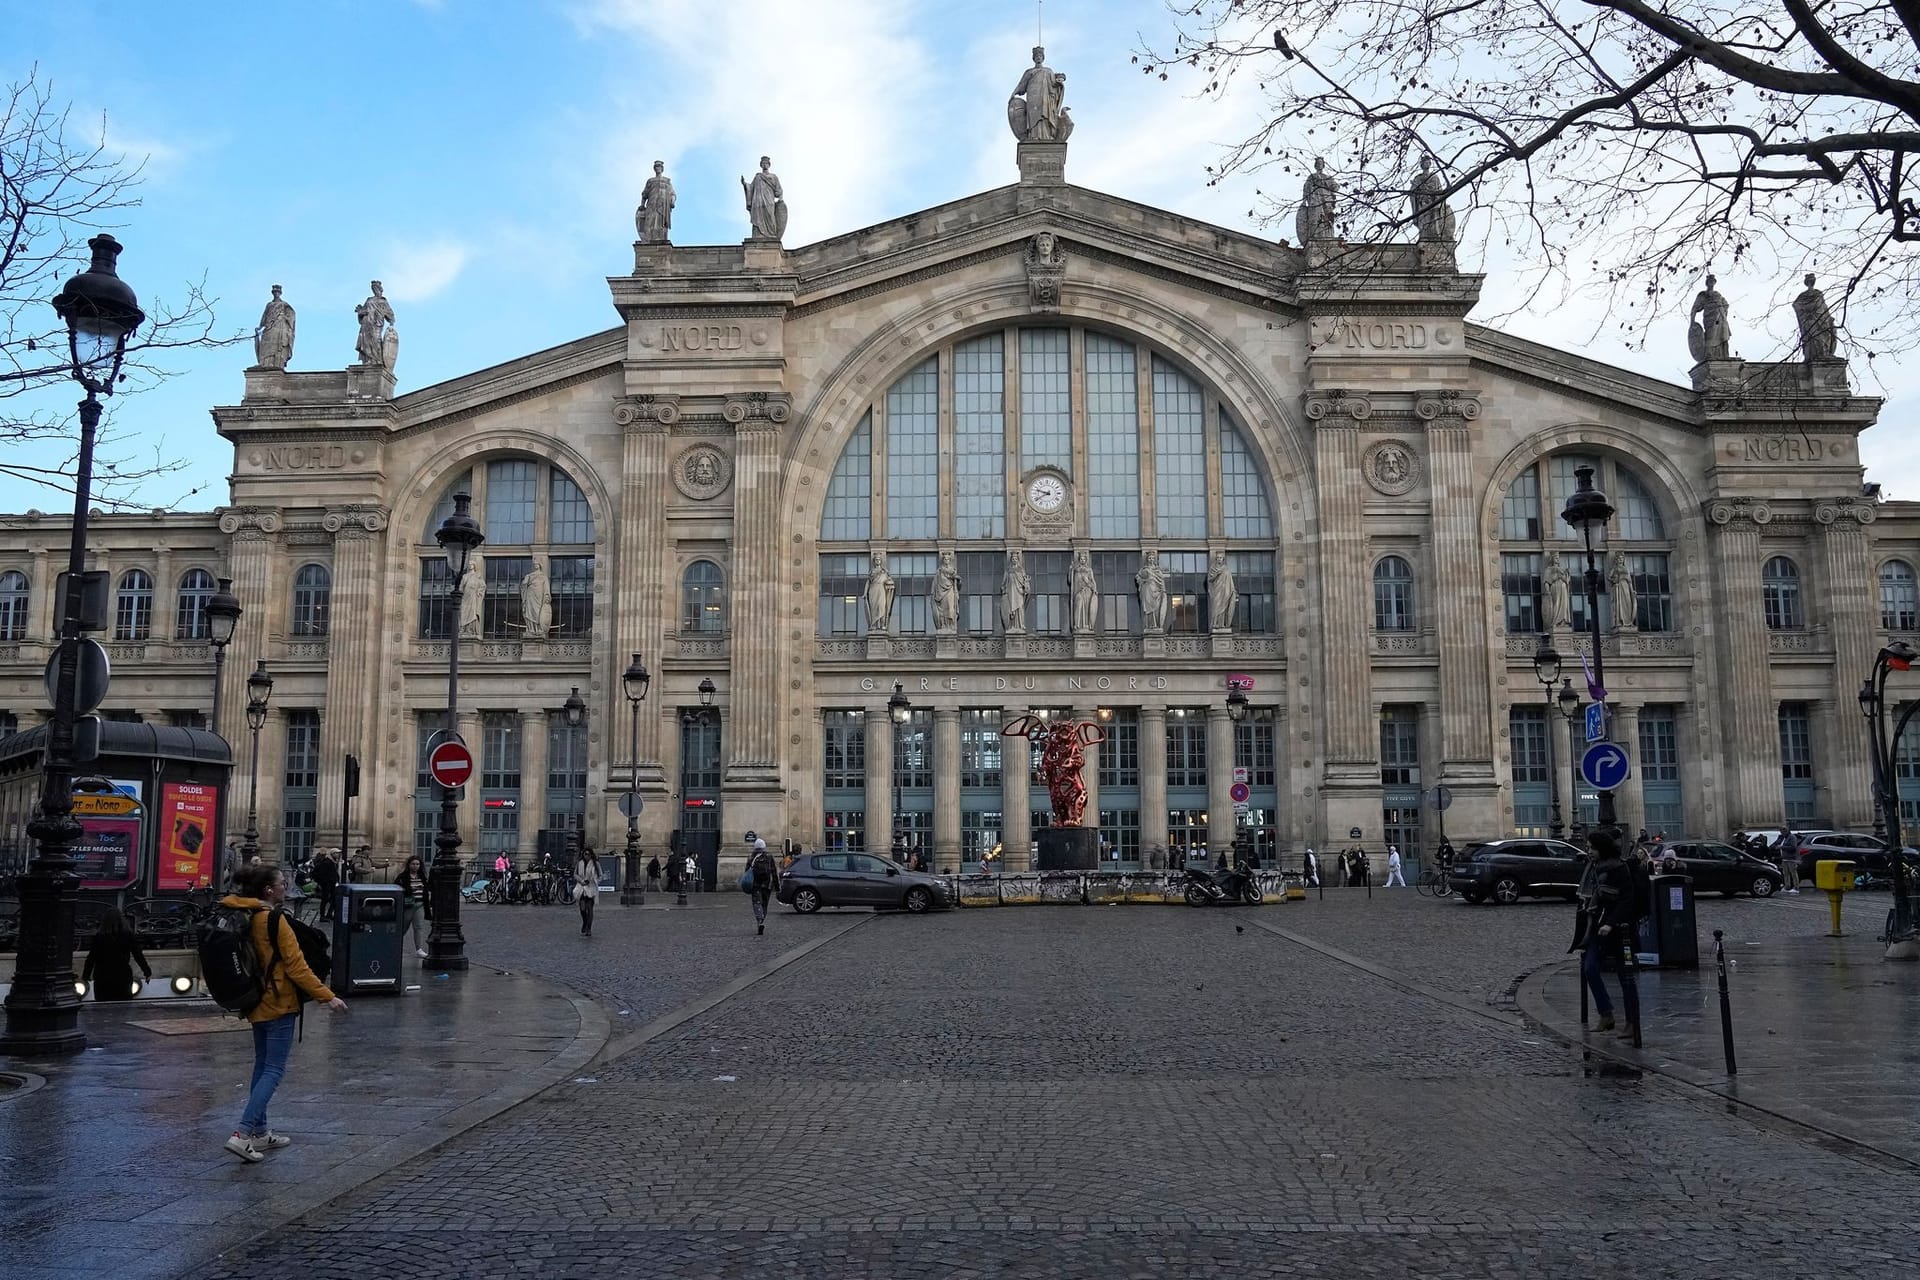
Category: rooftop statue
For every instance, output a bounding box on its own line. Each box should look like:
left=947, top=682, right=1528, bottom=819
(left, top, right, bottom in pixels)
left=741, top=155, right=787, bottom=242
left=1794, top=273, right=1837, bottom=361
left=1689, top=274, right=1731, bottom=362
left=1008, top=46, right=1072, bottom=143
left=253, top=285, right=295, bottom=371
left=1296, top=158, right=1337, bottom=245
left=354, top=281, right=395, bottom=369
left=637, top=160, right=675, bottom=244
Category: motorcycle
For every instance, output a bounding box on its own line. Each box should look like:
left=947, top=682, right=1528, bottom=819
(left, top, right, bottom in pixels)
left=1181, top=863, right=1264, bottom=907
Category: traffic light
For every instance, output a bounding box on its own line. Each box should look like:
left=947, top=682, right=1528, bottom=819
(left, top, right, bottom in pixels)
left=344, top=753, right=360, bottom=799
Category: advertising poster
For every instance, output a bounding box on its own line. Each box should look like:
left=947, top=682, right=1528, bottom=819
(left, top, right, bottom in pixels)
left=157, top=781, right=220, bottom=890
left=74, top=817, right=140, bottom=888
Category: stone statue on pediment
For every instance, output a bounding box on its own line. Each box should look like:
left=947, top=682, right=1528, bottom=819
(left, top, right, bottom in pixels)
left=1410, top=156, right=1455, bottom=244
left=1297, top=158, right=1337, bottom=245
left=864, top=551, right=895, bottom=632
left=1026, top=231, right=1066, bottom=311
left=253, top=285, right=295, bottom=370
left=637, top=160, right=675, bottom=244
left=1607, top=551, right=1637, bottom=632
left=1001, top=549, right=1030, bottom=635
left=741, top=155, right=787, bottom=242
left=1208, top=550, right=1238, bottom=631
left=458, top=554, right=485, bottom=641
left=520, top=563, right=551, bottom=640
left=1690, top=274, right=1731, bottom=361
left=1008, top=46, right=1072, bottom=143
left=1070, top=548, right=1097, bottom=634
left=932, top=551, right=961, bottom=633
left=1137, top=549, right=1169, bottom=634
left=1794, top=273, right=1837, bottom=361
left=1543, top=551, right=1571, bottom=631
left=354, top=281, right=395, bottom=369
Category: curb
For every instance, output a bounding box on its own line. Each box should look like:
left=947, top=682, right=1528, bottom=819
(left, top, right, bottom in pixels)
left=190, top=975, right=611, bottom=1276
left=1513, top=957, right=1920, bottom=1173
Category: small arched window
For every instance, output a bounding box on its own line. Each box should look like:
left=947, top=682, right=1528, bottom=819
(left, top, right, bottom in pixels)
left=1763, top=556, right=1804, bottom=631
left=292, top=564, right=332, bottom=637
left=681, top=561, right=727, bottom=633
left=1372, top=556, right=1415, bottom=633
left=175, top=569, right=216, bottom=640
left=0, top=571, right=28, bottom=641
left=114, top=569, right=154, bottom=641
left=1882, top=560, right=1918, bottom=633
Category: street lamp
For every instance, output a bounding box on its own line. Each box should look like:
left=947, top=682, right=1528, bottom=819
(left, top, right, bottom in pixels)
left=888, top=681, right=912, bottom=862
left=241, top=661, right=274, bottom=865
left=1225, top=685, right=1249, bottom=863
left=427, top=492, right=484, bottom=972
left=1556, top=677, right=1583, bottom=840
left=1864, top=639, right=1919, bottom=945
left=2, top=235, right=144, bottom=1056
left=1560, top=463, right=1617, bottom=836
left=206, top=577, right=243, bottom=880
left=1533, top=635, right=1565, bottom=839
left=619, top=654, right=651, bottom=906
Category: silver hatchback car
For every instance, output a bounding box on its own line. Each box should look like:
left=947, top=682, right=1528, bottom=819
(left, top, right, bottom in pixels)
left=777, top=851, right=953, bottom=914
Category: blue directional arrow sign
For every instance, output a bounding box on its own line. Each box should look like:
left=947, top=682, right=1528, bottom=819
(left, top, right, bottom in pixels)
left=1584, top=701, right=1607, bottom=744
left=1580, top=742, right=1631, bottom=791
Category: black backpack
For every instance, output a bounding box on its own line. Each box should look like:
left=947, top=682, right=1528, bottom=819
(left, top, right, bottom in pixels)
left=198, top=905, right=265, bottom=1014
left=279, top=911, right=332, bottom=1000
left=1625, top=858, right=1654, bottom=923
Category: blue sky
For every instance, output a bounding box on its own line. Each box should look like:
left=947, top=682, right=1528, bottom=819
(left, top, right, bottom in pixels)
left=7, top=0, right=1915, bottom=512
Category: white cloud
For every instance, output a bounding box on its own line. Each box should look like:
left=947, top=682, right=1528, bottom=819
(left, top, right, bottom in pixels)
left=378, top=239, right=471, bottom=303
left=571, top=0, right=935, bottom=243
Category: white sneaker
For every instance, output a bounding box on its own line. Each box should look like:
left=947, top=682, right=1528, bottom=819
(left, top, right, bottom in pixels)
left=254, top=1130, right=292, bottom=1150
left=1787, top=889, right=1799, bottom=894
left=224, top=1133, right=263, bottom=1163
left=416, top=948, right=429, bottom=957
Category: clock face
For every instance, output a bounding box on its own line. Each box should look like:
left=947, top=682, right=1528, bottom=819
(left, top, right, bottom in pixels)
left=1027, top=474, right=1067, bottom=514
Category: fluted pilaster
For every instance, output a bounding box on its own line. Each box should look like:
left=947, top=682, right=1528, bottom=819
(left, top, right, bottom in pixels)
left=615, top=414, right=671, bottom=784
left=726, top=420, right=782, bottom=783
left=1818, top=499, right=1880, bottom=827
left=1426, top=423, right=1495, bottom=771
left=317, top=508, right=386, bottom=850
left=1706, top=502, right=1777, bottom=825
left=1315, top=426, right=1373, bottom=768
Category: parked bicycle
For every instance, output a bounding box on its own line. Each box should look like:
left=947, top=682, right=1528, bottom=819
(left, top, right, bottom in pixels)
left=1415, top=865, right=1455, bottom=898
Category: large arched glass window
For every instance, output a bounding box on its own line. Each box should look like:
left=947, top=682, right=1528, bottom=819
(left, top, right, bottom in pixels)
left=114, top=569, right=154, bottom=641
left=0, top=571, right=28, bottom=641
left=175, top=569, right=215, bottom=640
left=681, top=560, right=727, bottom=633
left=816, top=326, right=1279, bottom=638
left=1882, top=560, right=1918, bottom=632
left=1763, top=556, right=1804, bottom=630
left=417, top=459, right=597, bottom=640
left=1373, top=556, right=1415, bottom=632
left=292, top=564, right=332, bottom=637
left=1497, top=453, right=1673, bottom=633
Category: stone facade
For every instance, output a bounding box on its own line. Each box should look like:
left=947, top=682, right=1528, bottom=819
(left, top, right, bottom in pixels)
left=1, top=155, right=1915, bottom=879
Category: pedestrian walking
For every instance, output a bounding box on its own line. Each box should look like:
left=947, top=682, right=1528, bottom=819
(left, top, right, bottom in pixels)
left=573, top=842, right=600, bottom=936
left=1575, top=830, right=1641, bottom=1040
left=646, top=854, right=662, bottom=892
left=220, top=863, right=348, bottom=1163
left=683, top=851, right=698, bottom=892
left=745, top=837, right=780, bottom=935
left=1384, top=845, right=1405, bottom=888
left=393, top=854, right=429, bottom=957
left=1304, top=847, right=1320, bottom=888
left=81, top=908, right=152, bottom=1001
left=311, top=847, right=340, bottom=922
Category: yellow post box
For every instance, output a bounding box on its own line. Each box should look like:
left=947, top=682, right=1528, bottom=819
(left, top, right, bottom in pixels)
left=1815, top=859, right=1856, bottom=936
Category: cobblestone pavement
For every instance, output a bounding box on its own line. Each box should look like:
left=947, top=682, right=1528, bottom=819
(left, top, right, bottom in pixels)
left=198, top=902, right=1917, bottom=1278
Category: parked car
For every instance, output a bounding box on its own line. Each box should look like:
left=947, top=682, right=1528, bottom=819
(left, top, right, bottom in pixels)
left=1657, top=839, right=1782, bottom=897
left=777, top=851, right=953, bottom=914
left=1792, top=831, right=1884, bottom=879
left=1452, top=838, right=1589, bottom=905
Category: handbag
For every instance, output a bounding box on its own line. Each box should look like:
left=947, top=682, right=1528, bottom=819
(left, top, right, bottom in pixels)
left=738, top=867, right=755, bottom=893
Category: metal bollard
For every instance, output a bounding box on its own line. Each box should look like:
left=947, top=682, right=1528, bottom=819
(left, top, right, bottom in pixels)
left=1712, top=928, right=1737, bottom=1075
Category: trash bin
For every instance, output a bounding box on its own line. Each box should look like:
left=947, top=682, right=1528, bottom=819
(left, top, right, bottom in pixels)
left=332, top=882, right=405, bottom=994
left=1640, top=872, right=1698, bottom=969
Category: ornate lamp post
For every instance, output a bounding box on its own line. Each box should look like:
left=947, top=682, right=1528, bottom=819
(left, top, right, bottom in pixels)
left=1226, top=685, right=1249, bottom=862
left=677, top=677, right=717, bottom=905
left=619, top=654, right=651, bottom=906
left=205, top=577, right=243, bottom=879
left=426, top=493, right=484, bottom=972
left=1533, top=635, right=1565, bottom=839
left=1557, top=677, right=1583, bottom=840
left=1560, top=464, right=1618, bottom=835
left=2, top=235, right=143, bottom=1056
left=1864, top=640, right=1918, bottom=945
left=888, top=681, right=912, bottom=861
left=241, top=661, right=274, bottom=864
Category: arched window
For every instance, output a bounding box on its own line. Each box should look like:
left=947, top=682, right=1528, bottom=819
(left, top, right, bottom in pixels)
left=175, top=569, right=215, bottom=640
left=292, top=564, right=332, bottom=637
left=1498, top=453, right=1673, bottom=633
left=1763, top=556, right=1804, bottom=630
left=1373, top=556, right=1415, bottom=632
left=1882, top=560, right=1918, bottom=632
left=681, top=561, right=727, bottom=633
left=115, top=570, right=154, bottom=641
left=418, top=459, right=597, bottom=639
left=0, top=571, right=28, bottom=641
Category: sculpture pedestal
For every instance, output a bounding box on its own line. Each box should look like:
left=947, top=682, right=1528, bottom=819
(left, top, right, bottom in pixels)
left=1035, top=825, right=1098, bottom=872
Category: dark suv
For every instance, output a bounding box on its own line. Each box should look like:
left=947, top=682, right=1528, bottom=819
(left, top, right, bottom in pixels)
left=1452, top=838, right=1589, bottom=905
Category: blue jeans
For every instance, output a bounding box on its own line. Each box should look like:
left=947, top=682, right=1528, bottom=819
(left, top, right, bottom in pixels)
left=239, top=1013, right=298, bottom=1136
left=1581, top=929, right=1640, bottom=1025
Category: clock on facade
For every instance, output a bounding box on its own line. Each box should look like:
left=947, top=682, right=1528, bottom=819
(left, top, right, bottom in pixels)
left=1026, top=472, right=1068, bottom=514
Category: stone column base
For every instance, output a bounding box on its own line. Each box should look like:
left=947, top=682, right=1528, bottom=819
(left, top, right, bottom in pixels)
left=1035, top=826, right=1098, bottom=871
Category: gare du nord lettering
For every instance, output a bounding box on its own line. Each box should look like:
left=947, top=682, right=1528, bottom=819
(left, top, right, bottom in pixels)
left=859, top=674, right=1177, bottom=694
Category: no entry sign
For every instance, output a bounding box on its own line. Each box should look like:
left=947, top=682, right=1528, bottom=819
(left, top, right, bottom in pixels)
left=428, top=741, right=475, bottom=789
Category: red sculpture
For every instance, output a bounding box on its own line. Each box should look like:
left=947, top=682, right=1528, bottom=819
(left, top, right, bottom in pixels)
left=1001, top=714, right=1107, bottom=827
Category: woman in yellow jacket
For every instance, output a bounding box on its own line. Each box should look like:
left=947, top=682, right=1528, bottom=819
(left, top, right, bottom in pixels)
left=222, top=862, right=349, bottom=1163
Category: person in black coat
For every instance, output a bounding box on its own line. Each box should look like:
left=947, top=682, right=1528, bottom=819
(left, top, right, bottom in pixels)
left=82, top=908, right=152, bottom=1002
left=1579, top=830, right=1641, bottom=1039
left=312, top=849, right=341, bottom=921
left=646, top=854, right=662, bottom=892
